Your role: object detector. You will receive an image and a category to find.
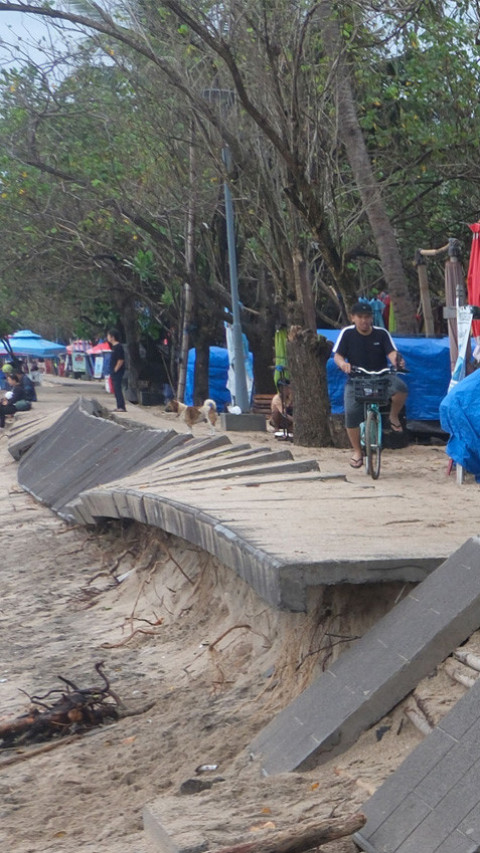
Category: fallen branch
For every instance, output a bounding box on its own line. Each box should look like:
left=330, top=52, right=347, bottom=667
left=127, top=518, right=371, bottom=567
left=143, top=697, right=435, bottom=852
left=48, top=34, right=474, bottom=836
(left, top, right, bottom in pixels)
left=210, top=813, right=366, bottom=853
left=161, top=543, right=195, bottom=585
left=209, top=624, right=252, bottom=650
left=0, top=701, right=156, bottom=767
left=100, top=624, right=163, bottom=648
left=0, top=663, right=121, bottom=748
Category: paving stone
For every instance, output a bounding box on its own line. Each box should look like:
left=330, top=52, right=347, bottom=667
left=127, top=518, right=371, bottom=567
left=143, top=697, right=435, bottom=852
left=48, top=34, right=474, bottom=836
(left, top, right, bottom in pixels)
left=355, top=679, right=480, bottom=852
left=249, top=539, right=480, bottom=773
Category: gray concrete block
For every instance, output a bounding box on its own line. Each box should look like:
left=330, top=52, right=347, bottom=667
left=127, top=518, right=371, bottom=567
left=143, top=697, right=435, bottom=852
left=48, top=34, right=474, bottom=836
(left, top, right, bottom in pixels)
left=415, top=718, right=480, bottom=808
left=352, top=729, right=454, bottom=842
left=356, top=680, right=480, bottom=853
left=250, top=539, right=480, bottom=774
left=156, top=450, right=294, bottom=483
left=368, top=793, right=432, bottom=853
left=433, top=832, right=479, bottom=853
left=220, top=412, right=266, bottom=431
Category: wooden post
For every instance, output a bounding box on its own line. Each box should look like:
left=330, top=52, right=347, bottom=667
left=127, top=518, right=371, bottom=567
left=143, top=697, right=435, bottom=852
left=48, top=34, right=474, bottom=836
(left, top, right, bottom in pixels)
left=414, top=250, right=435, bottom=337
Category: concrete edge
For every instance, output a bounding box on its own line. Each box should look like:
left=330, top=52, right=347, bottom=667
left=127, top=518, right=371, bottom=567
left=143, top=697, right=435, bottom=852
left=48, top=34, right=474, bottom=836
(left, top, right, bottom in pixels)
left=67, top=487, right=287, bottom=610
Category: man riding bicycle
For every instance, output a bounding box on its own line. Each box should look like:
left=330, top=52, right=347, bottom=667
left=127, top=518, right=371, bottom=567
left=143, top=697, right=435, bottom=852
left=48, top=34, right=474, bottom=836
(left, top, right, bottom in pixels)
left=333, top=302, right=408, bottom=469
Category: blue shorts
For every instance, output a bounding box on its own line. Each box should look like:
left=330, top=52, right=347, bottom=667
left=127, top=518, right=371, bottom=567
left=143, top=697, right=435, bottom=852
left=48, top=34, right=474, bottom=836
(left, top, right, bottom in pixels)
left=344, top=375, right=408, bottom=429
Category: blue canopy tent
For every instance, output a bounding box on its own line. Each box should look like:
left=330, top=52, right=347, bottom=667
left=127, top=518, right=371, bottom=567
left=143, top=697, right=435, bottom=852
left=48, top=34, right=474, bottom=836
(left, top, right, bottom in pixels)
left=0, top=330, right=66, bottom=359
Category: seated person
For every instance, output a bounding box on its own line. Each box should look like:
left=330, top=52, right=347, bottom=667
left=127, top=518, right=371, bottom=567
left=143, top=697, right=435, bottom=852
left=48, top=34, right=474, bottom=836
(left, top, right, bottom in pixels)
left=270, top=382, right=294, bottom=432
left=20, top=371, right=37, bottom=402
left=0, top=373, right=30, bottom=428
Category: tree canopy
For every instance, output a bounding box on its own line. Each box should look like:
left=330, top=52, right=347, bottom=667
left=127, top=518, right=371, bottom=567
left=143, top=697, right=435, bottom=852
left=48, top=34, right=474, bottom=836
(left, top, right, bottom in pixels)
left=0, top=0, right=480, bottom=442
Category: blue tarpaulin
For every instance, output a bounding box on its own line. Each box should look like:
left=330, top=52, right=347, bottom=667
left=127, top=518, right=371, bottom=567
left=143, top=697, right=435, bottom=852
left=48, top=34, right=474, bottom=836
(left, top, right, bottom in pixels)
left=185, top=346, right=254, bottom=410
left=186, top=335, right=452, bottom=420
left=440, top=368, right=480, bottom=477
left=322, top=330, right=451, bottom=421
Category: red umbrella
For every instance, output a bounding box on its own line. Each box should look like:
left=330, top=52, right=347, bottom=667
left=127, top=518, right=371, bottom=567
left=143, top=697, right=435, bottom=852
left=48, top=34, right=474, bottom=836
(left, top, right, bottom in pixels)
left=467, top=223, right=480, bottom=337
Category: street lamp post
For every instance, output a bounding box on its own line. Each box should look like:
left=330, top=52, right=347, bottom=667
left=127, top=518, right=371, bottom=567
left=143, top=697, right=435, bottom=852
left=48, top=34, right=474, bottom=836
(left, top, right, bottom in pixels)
left=203, top=89, right=250, bottom=413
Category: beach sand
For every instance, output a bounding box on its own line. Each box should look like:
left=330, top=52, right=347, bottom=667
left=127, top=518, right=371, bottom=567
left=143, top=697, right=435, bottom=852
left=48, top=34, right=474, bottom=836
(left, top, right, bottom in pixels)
left=0, top=377, right=477, bottom=852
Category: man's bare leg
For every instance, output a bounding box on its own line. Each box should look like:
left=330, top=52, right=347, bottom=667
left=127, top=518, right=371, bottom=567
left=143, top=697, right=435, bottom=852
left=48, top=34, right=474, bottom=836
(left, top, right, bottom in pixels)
left=389, top=392, right=407, bottom=431
left=346, top=426, right=363, bottom=466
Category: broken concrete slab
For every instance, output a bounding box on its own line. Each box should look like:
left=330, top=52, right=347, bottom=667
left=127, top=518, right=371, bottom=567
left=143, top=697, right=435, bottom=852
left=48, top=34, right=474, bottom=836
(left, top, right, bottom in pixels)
left=355, top=676, right=480, bottom=852
left=249, top=537, right=480, bottom=772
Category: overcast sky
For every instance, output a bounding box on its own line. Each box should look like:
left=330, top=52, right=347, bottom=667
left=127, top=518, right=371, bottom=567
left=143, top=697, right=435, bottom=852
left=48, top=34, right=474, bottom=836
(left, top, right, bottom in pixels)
left=0, top=10, right=84, bottom=67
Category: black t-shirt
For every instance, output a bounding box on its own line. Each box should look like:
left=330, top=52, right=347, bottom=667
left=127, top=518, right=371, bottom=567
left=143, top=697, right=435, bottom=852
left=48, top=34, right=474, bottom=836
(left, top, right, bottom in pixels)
left=109, top=342, right=125, bottom=374
left=333, top=325, right=396, bottom=371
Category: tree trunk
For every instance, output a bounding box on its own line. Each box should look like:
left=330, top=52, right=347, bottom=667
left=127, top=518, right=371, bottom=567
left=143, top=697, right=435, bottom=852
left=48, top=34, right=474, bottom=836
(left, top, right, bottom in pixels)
left=317, top=2, right=417, bottom=334
left=193, top=337, right=210, bottom=404
left=293, top=248, right=317, bottom=333
left=118, top=293, right=141, bottom=403
left=287, top=327, right=333, bottom=447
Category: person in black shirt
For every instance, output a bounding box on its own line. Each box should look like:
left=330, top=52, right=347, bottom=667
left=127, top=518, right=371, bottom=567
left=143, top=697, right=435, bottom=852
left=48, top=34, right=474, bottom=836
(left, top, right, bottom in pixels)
left=107, top=329, right=127, bottom=412
left=0, top=373, right=29, bottom=428
left=333, top=302, right=408, bottom=468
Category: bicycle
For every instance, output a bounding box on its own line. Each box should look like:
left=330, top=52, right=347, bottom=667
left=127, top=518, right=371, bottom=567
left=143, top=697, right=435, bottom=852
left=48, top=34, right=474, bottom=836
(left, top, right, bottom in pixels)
left=350, top=366, right=400, bottom=480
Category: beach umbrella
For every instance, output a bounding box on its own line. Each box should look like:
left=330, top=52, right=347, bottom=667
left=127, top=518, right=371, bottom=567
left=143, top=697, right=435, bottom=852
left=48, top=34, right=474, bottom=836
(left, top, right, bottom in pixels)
left=0, top=330, right=66, bottom=358
left=467, top=223, right=480, bottom=337
left=87, top=341, right=111, bottom=355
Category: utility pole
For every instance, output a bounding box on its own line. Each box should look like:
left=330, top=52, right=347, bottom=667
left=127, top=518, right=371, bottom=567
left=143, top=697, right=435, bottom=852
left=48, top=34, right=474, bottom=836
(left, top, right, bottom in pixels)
left=203, top=88, right=250, bottom=412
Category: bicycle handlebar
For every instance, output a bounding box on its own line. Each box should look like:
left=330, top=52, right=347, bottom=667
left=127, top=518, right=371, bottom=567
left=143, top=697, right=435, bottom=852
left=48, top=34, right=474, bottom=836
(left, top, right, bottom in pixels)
left=350, top=365, right=409, bottom=376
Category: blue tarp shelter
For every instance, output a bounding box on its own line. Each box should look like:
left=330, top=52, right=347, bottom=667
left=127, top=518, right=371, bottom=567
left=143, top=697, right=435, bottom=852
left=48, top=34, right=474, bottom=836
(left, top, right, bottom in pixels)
left=186, top=346, right=254, bottom=411
left=185, top=335, right=452, bottom=420
left=321, top=331, right=452, bottom=421
left=0, top=330, right=66, bottom=359
left=440, top=369, right=480, bottom=477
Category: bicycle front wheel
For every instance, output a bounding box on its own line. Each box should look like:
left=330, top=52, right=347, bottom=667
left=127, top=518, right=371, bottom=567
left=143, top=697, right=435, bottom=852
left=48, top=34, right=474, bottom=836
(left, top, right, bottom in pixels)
left=365, top=409, right=381, bottom=480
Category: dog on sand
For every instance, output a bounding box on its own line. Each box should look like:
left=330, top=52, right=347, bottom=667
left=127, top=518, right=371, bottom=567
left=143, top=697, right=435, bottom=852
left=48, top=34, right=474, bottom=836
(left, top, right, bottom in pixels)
left=167, top=398, right=218, bottom=433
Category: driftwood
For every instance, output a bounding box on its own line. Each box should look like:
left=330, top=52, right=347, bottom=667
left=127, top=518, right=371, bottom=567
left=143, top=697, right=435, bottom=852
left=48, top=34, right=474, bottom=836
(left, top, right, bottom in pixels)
left=211, top=813, right=366, bottom=853
left=453, top=648, right=480, bottom=673
left=445, top=661, right=477, bottom=689
left=404, top=705, right=433, bottom=736
left=0, top=662, right=121, bottom=748
left=0, top=700, right=156, bottom=768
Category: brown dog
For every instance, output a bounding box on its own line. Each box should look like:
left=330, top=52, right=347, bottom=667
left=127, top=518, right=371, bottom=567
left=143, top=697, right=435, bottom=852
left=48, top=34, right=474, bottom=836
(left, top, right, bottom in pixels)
left=167, top=398, right=218, bottom=433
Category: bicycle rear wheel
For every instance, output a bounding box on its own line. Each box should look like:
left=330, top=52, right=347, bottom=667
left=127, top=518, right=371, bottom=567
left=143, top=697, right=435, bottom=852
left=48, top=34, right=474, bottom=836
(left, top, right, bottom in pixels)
left=365, top=409, right=381, bottom=479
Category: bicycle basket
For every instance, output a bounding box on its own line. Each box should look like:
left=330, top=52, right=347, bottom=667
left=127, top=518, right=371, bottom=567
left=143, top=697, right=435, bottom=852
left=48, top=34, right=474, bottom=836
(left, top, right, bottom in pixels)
left=352, top=376, right=390, bottom=403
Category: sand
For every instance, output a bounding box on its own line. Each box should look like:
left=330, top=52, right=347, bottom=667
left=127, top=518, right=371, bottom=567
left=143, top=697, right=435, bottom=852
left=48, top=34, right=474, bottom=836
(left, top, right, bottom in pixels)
left=0, top=377, right=478, bottom=853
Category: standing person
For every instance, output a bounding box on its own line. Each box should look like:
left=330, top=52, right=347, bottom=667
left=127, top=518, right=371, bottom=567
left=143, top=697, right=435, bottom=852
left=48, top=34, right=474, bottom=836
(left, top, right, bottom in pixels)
left=107, top=329, right=127, bottom=413
left=333, top=302, right=408, bottom=469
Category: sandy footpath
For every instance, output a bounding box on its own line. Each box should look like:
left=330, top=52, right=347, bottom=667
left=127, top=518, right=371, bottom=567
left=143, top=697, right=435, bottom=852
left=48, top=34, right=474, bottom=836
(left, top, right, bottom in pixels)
left=0, top=377, right=477, bottom=853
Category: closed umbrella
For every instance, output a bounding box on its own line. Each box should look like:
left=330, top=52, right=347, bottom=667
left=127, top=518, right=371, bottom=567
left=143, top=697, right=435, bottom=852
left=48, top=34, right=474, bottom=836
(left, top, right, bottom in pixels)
left=467, top=223, right=480, bottom=337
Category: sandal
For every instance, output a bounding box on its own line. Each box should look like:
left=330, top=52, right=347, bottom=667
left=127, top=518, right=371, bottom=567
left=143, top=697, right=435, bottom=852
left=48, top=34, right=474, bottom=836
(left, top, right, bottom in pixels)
left=389, top=419, right=402, bottom=433
left=350, top=456, right=363, bottom=469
